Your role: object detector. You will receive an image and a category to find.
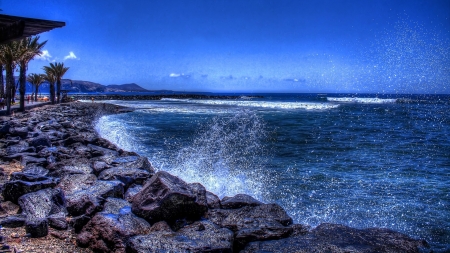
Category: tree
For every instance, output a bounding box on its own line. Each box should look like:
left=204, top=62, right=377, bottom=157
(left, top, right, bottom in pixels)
left=27, top=73, right=45, bottom=101
left=43, top=62, right=69, bottom=104
left=0, top=62, right=4, bottom=98
left=43, top=71, right=56, bottom=104
left=0, top=41, right=20, bottom=115
left=17, top=37, right=47, bottom=111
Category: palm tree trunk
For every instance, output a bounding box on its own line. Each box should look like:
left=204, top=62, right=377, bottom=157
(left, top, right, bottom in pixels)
left=56, top=79, right=61, bottom=103
left=0, top=65, right=4, bottom=98
left=5, top=65, right=13, bottom=115
left=35, top=85, right=39, bottom=102
left=19, top=62, right=26, bottom=111
left=50, top=81, right=55, bottom=104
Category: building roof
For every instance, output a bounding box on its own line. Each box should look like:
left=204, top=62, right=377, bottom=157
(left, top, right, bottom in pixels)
left=0, top=14, right=65, bottom=43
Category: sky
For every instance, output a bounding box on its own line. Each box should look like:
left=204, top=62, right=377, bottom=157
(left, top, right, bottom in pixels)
left=3, top=0, right=450, bottom=93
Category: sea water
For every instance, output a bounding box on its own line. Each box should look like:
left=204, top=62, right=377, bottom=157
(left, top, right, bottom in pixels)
left=95, top=93, right=450, bottom=251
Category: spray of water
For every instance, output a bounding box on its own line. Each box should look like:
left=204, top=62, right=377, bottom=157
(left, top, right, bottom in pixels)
left=162, top=109, right=272, bottom=200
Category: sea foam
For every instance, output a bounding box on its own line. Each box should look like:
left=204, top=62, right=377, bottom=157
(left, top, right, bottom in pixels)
left=327, top=97, right=397, bottom=103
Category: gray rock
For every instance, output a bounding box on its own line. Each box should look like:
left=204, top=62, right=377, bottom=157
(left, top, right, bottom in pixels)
left=132, top=171, right=208, bottom=224
left=65, top=180, right=124, bottom=216
left=9, top=127, right=29, bottom=138
left=87, top=144, right=118, bottom=157
left=102, top=197, right=130, bottom=214
left=241, top=223, right=428, bottom=253
left=18, top=188, right=66, bottom=219
left=47, top=158, right=93, bottom=177
left=0, top=215, right=26, bottom=228
left=98, top=167, right=152, bottom=187
left=47, top=212, right=68, bottom=230
left=111, top=156, right=154, bottom=173
left=126, top=220, right=234, bottom=253
left=92, top=161, right=110, bottom=174
left=28, top=135, right=52, bottom=148
left=2, top=177, right=60, bottom=203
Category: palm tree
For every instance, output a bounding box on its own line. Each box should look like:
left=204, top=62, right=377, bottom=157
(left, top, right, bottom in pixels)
left=0, top=41, right=20, bottom=115
left=43, top=71, right=56, bottom=104
left=17, top=37, right=47, bottom=111
left=27, top=73, right=45, bottom=102
left=43, top=62, right=69, bottom=103
left=0, top=63, right=4, bottom=99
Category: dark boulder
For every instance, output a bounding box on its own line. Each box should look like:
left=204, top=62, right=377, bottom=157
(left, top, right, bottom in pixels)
left=92, top=161, right=110, bottom=174
left=221, top=194, right=263, bottom=209
left=47, top=158, right=93, bottom=177
left=98, top=167, right=152, bottom=188
left=102, top=197, right=130, bottom=214
left=9, top=127, right=29, bottom=138
left=126, top=220, right=234, bottom=253
left=2, top=177, right=60, bottom=203
left=77, top=206, right=151, bottom=252
left=6, top=141, right=34, bottom=155
left=241, top=223, right=428, bottom=253
left=0, top=201, right=19, bottom=217
left=87, top=144, right=118, bottom=157
left=25, top=218, right=48, bottom=238
left=64, top=135, right=87, bottom=146
left=47, top=212, right=69, bottom=230
left=207, top=204, right=293, bottom=250
left=0, top=123, right=11, bottom=137
left=131, top=171, right=208, bottom=224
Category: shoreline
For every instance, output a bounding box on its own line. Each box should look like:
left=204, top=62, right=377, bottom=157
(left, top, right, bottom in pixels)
left=0, top=102, right=429, bottom=252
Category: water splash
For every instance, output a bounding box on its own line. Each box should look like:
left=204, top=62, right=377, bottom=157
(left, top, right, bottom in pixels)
left=162, top=109, right=272, bottom=199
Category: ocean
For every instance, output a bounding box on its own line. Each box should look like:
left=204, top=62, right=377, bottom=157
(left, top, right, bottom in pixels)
left=94, top=93, right=449, bottom=251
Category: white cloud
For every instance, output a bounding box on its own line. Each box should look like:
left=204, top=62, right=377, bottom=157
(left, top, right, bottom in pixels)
left=64, top=51, right=78, bottom=60
left=170, top=73, right=181, bottom=77
left=34, top=50, right=52, bottom=61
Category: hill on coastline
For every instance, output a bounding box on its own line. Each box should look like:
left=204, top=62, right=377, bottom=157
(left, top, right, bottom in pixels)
left=19, top=77, right=151, bottom=93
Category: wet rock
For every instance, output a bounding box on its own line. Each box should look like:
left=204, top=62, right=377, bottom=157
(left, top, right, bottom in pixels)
left=206, top=191, right=221, bottom=209
left=132, top=171, right=208, bottom=224
left=2, top=177, right=60, bottom=203
left=221, top=194, right=263, bottom=209
left=87, top=144, right=118, bottom=157
left=0, top=123, right=11, bottom=137
left=6, top=142, right=34, bottom=155
left=103, top=198, right=129, bottom=213
left=241, top=223, right=428, bottom=253
left=69, top=214, right=91, bottom=233
left=126, top=220, right=234, bottom=253
left=125, top=185, right=142, bottom=202
left=22, top=166, right=49, bottom=177
left=20, top=155, right=47, bottom=167
left=98, top=167, right=152, bottom=188
left=65, top=180, right=124, bottom=216
left=63, top=135, right=87, bottom=146
left=111, top=156, right=154, bottom=173
left=77, top=206, right=151, bottom=252
left=57, top=173, right=97, bottom=194
left=208, top=204, right=293, bottom=250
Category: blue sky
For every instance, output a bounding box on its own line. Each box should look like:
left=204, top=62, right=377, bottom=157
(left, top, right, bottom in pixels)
left=3, top=0, right=450, bottom=93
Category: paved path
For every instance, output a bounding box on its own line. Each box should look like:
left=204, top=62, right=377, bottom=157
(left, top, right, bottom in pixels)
left=0, top=101, right=52, bottom=116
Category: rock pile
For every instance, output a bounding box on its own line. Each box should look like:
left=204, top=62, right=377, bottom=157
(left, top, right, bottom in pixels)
left=0, top=102, right=428, bottom=252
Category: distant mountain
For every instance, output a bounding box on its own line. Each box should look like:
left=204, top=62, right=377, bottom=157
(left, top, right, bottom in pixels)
left=16, top=78, right=151, bottom=93
left=105, top=83, right=149, bottom=92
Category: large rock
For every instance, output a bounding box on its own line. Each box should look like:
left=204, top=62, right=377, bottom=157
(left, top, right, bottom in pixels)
left=28, top=134, right=52, bottom=148
left=18, top=188, right=66, bottom=219
left=221, top=194, right=263, bottom=209
left=47, top=158, right=93, bottom=177
left=242, top=223, right=428, bottom=253
left=87, top=144, right=118, bottom=157
left=65, top=180, right=124, bottom=216
left=77, top=206, right=151, bottom=253
left=2, top=176, right=60, bottom=203
left=207, top=204, right=293, bottom=250
left=126, top=220, right=234, bottom=253
left=124, top=185, right=142, bottom=202
left=206, top=191, right=221, bottom=209
left=131, top=171, right=208, bottom=224
left=111, top=156, right=154, bottom=173
left=98, top=167, right=152, bottom=188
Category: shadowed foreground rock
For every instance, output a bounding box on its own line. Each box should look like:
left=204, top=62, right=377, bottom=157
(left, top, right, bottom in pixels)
left=131, top=171, right=208, bottom=224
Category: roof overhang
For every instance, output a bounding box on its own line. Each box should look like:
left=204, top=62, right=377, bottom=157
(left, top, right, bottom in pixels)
left=0, top=14, right=65, bottom=44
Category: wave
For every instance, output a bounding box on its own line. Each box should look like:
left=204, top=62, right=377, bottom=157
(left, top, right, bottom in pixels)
left=189, top=100, right=339, bottom=110
left=160, top=98, right=191, bottom=102
left=327, top=97, right=397, bottom=104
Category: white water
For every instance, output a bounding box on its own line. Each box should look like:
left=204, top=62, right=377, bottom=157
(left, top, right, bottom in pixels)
left=327, top=97, right=397, bottom=103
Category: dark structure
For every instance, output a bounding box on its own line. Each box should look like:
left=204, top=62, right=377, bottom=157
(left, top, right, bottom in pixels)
left=0, top=14, right=65, bottom=44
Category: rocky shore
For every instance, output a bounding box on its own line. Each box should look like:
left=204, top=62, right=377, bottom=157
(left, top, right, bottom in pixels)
left=0, top=102, right=428, bottom=253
